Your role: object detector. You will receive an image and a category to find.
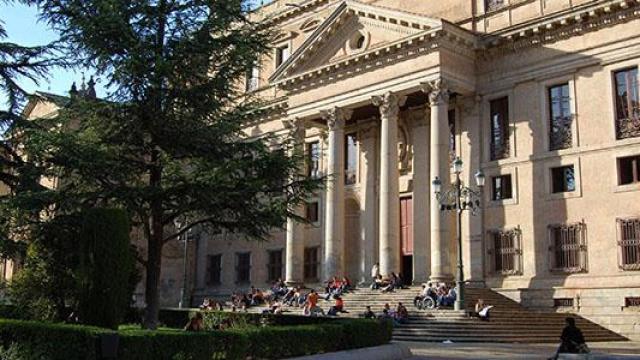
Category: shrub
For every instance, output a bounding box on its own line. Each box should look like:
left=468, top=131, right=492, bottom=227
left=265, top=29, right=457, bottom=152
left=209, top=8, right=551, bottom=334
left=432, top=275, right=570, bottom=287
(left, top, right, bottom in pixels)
left=77, top=208, right=136, bottom=329
left=0, top=319, right=112, bottom=360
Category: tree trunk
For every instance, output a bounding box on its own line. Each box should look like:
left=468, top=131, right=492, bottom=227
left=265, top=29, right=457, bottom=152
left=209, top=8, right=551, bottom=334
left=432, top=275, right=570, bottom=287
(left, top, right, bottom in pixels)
left=143, top=152, right=164, bottom=330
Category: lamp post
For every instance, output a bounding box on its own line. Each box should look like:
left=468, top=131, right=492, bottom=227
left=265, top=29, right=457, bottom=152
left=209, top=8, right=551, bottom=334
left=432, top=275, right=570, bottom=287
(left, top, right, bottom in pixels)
left=174, top=217, right=193, bottom=309
left=432, top=157, right=485, bottom=311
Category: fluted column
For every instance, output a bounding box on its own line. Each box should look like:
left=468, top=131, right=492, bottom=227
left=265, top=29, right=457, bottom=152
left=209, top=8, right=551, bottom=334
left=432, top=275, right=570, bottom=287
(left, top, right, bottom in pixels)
left=372, top=92, right=405, bottom=276
left=425, top=79, right=453, bottom=282
left=284, top=118, right=305, bottom=286
left=359, top=121, right=378, bottom=284
left=411, top=109, right=431, bottom=284
left=322, top=107, right=351, bottom=280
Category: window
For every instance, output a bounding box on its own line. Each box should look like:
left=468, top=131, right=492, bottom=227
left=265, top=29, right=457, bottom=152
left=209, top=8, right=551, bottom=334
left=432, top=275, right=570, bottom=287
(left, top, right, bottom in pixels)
left=548, top=83, right=573, bottom=150
left=489, top=97, right=510, bottom=161
left=549, top=222, right=587, bottom=273
left=235, top=252, right=251, bottom=283
left=551, top=165, right=575, bottom=193
left=625, top=297, right=640, bottom=307
left=491, top=174, right=513, bottom=201
left=275, top=45, right=290, bottom=68
left=614, top=67, right=640, bottom=139
left=485, top=0, right=505, bottom=12
left=306, top=201, right=319, bottom=223
left=345, top=133, right=357, bottom=185
left=206, top=254, right=222, bottom=286
left=618, top=155, right=640, bottom=185
left=267, top=249, right=284, bottom=282
left=618, top=218, right=640, bottom=270
left=448, top=109, right=456, bottom=161
left=553, top=298, right=574, bottom=307
left=245, top=66, right=259, bottom=92
left=304, top=247, right=319, bottom=281
left=487, top=228, right=522, bottom=275
left=306, top=141, right=320, bottom=178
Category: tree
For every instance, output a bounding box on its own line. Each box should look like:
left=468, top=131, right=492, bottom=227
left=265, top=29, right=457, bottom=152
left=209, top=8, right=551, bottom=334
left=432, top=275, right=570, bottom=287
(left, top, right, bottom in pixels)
left=5, top=0, right=321, bottom=329
left=77, top=208, right=136, bottom=329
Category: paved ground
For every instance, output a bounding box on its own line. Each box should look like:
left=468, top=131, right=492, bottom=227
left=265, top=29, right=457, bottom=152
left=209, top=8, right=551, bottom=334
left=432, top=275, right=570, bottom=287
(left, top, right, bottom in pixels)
left=403, top=341, right=640, bottom=359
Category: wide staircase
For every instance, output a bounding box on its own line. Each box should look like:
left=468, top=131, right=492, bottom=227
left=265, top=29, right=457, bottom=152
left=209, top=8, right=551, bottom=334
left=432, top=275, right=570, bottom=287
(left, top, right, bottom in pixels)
left=337, top=286, right=627, bottom=343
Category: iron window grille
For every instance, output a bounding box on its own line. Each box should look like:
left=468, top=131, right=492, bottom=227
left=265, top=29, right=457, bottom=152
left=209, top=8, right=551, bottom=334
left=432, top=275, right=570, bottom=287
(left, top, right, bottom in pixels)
left=548, top=83, right=573, bottom=151
left=618, top=218, right=640, bottom=270
left=548, top=222, right=588, bottom=273
left=614, top=67, right=640, bottom=140
left=487, top=227, right=523, bottom=275
left=490, top=97, right=510, bottom=161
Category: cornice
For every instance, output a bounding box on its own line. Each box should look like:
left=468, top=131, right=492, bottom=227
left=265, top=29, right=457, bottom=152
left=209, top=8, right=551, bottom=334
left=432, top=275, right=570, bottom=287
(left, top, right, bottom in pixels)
left=480, top=0, right=640, bottom=59
left=243, top=97, right=289, bottom=126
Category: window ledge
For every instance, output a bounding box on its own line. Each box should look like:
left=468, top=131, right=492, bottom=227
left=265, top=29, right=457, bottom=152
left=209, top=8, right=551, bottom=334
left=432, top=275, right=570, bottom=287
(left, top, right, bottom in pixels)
left=614, top=183, right=640, bottom=194
left=487, top=198, right=518, bottom=207
left=547, top=190, right=581, bottom=201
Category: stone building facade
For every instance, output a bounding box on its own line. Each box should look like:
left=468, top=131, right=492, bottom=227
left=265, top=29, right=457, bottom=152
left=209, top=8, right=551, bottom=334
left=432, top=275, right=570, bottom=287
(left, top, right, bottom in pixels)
left=188, top=0, right=640, bottom=340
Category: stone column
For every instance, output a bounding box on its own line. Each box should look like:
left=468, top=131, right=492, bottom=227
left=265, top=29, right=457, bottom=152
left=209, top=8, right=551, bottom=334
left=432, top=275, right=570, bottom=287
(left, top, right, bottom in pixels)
left=410, top=109, right=431, bottom=284
left=425, top=79, right=453, bottom=282
left=322, top=107, right=351, bottom=280
left=284, top=118, right=305, bottom=286
left=359, top=120, right=378, bottom=284
left=372, top=92, right=405, bottom=276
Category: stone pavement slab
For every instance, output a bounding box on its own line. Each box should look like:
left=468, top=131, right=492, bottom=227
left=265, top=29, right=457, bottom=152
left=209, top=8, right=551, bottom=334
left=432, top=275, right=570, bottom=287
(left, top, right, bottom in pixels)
left=402, top=341, right=640, bottom=360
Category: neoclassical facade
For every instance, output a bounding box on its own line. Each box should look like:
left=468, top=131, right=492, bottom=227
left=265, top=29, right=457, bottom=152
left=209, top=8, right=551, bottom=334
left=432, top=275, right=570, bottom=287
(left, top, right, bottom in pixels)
left=184, top=0, right=640, bottom=339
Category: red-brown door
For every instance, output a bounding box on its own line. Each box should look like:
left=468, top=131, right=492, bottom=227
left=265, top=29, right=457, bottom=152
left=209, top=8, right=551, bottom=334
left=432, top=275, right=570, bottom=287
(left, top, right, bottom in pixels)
left=400, top=197, right=413, bottom=256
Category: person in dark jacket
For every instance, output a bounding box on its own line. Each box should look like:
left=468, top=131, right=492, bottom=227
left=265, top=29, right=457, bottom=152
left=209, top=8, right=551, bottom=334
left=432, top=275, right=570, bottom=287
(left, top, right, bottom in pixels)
left=549, top=317, right=588, bottom=359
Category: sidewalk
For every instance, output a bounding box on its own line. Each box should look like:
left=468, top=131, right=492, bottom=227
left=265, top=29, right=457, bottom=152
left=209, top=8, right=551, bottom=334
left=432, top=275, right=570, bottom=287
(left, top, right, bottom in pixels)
left=403, top=341, right=640, bottom=359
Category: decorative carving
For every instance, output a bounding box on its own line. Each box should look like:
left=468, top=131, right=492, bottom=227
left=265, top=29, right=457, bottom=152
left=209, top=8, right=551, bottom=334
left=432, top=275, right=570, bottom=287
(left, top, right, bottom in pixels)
left=372, top=92, right=406, bottom=119
left=421, top=78, right=450, bottom=106
left=321, top=107, right=352, bottom=131
left=283, top=118, right=306, bottom=139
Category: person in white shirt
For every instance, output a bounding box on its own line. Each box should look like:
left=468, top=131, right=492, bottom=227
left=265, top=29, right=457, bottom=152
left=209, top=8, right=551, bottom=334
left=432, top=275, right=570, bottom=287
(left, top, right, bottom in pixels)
left=371, top=262, right=380, bottom=284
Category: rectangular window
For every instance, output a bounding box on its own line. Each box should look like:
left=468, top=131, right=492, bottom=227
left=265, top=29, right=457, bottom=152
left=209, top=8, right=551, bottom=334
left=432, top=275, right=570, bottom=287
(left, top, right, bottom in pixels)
left=235, top=252, right=251, bottom=284
left=267, top=249, right=284, bottom=282
left=618, top=218, right=640, bottom=270
left=549, top=222, right=587, bottom=273
left=490, top=97, right=510, bottom=161
left=306, top=201, right=319, bottom=223
left=306, top=141, right=320, bottom=178
left=553, top=298, right=574, bottom=307
left=548, top=83, right=573, bottom=150
left=245, top=66, right=260, bottom=92
left=206, top=254, right=222, bottom=286
left=345, top=133, right=357, bottom=185
left=618, top=155, right=640, bottom=185
left=485, top=0, right=505, bottom=12
left=614, top=67, right=640, bottom=139
left=551, top=165, right=575, bottom=193
left=304, top=247, right=319, bottom=281
left=491, top=174, right=513, bottom=201
left=276, top=45, right=290, bottom=68
left=625, top=297, right=640, bottom=307
left=448, top=109, right=456, bottom=161
left=488, top=228, right=522, bottom=275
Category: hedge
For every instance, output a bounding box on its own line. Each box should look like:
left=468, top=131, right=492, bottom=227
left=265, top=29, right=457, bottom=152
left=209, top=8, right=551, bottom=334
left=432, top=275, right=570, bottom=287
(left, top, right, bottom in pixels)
left=0, top=319, right=112, bottom=360
left=0, top=317, right=392, bottom=360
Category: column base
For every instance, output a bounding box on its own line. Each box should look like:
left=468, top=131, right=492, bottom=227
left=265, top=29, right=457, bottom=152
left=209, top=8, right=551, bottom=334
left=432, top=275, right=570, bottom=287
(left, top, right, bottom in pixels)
left=429, top=274, right=454, bottom=284
left=285, top=280, right=304, bottom=287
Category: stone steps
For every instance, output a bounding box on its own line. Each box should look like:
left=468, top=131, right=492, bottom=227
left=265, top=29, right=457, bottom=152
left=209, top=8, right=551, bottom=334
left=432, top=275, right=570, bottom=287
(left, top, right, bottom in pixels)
left=341, top=286, right=628, bottom=343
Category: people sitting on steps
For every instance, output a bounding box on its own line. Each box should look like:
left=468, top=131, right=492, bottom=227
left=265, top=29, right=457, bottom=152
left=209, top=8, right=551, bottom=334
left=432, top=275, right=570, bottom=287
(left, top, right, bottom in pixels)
left=363, top=305, right=376, bottom=319
left=394, top=302, right=409, bottom=325
left=549, top=317, right=590, bottom=360
left=414, top=284, right=433, bottom=308
left=327, top=295, right=349, bottom=316
left=436, top=284, right=457, bottom=308
left=472, top=298, right=493, bottom=321
left=381, top=272, right=400, bottom=293
left=370, top=274, right=386, bottom=290
left=371, top=262, right=380, bottom=285
left=303, top=289, right=325, bottom=317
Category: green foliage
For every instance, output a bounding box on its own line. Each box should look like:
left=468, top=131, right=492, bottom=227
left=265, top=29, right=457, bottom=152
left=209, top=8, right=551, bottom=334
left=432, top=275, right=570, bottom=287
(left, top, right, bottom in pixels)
left=77, top=208, right=136, bottom=329
left=0, top=319, right=112, bottom=360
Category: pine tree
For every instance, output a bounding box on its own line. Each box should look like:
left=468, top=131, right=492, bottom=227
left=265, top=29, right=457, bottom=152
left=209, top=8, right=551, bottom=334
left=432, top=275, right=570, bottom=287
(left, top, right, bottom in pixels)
left=6, top=0, right=321, bottom=329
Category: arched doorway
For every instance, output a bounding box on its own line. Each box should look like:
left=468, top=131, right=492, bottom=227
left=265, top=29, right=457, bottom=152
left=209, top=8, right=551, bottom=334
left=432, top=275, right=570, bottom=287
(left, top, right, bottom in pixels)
left=344, top=198, right=361, bottom=282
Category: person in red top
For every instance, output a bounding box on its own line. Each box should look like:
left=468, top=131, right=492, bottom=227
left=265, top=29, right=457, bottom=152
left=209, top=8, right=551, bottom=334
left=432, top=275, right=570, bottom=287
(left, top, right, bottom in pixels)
left=328, top=295, right=348, bottom=316
left=304, top=289, right=325, bottom=316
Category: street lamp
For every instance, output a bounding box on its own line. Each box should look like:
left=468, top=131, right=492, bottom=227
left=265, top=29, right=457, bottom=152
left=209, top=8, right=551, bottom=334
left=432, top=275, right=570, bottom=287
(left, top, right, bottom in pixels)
left=432, top=157, right=484, bottom=311
left=173, top=217, right=193, bottom=309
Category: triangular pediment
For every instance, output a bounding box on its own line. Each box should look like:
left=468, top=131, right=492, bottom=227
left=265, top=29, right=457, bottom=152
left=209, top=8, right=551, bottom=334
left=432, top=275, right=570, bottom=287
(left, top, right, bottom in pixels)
left=269, top=0, right=443, bottom=83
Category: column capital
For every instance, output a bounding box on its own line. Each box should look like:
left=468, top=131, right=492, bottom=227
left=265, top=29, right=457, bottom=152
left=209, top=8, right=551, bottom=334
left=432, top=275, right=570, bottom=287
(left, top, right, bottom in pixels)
left=372, top=92, right=406, bottom=120
left=283, top=118, right=306, bottom=138
left=321, top=107, right=352, bottom=131
left=421, top=78, right=450, bottom=107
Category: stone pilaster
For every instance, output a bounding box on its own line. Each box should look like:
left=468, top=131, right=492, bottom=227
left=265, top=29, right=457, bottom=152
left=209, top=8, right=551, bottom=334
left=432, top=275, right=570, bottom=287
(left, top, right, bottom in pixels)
left=359, top=120, right=378, bottom=284
left=410, top=109, right=431, bottom=284
left=372, top=92, right=405, bottom=276
left=321, top=107, right=351, bottom=280
left=284, top=118, right=306, bottom=286
left=423, top=79, right=453, bottom=282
